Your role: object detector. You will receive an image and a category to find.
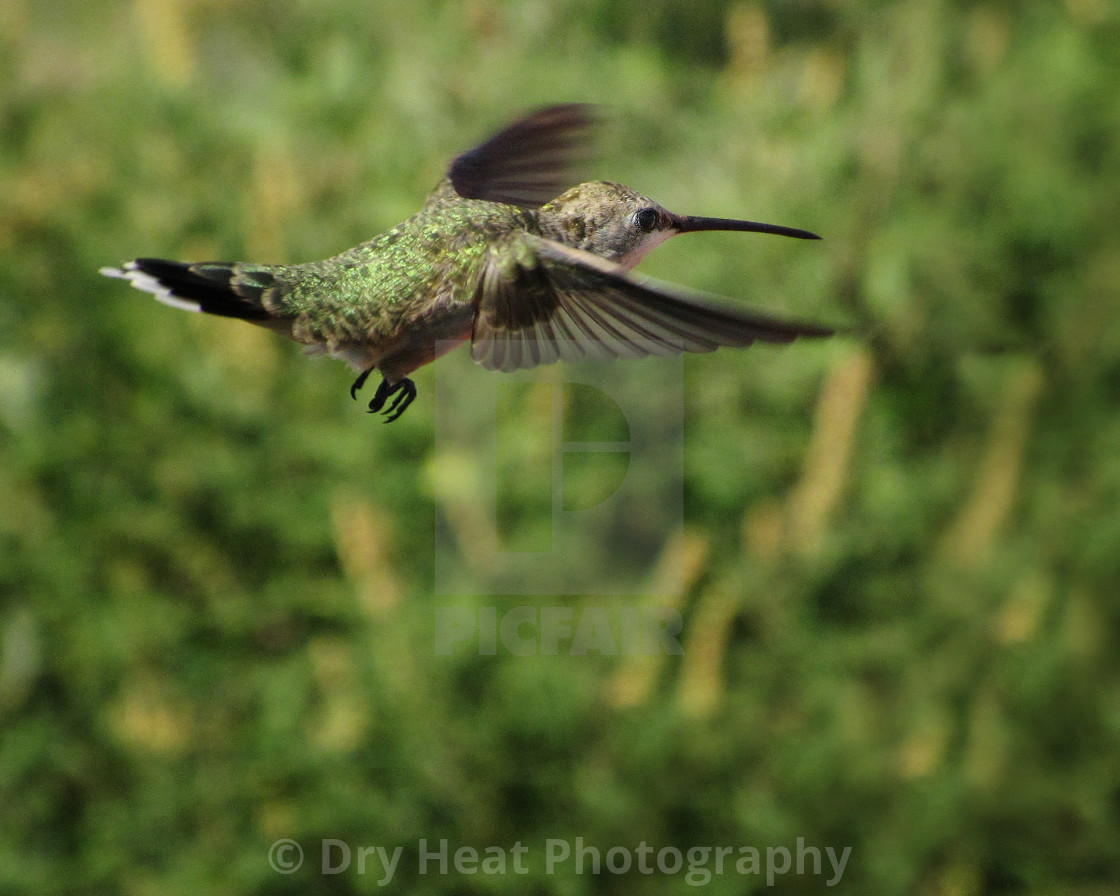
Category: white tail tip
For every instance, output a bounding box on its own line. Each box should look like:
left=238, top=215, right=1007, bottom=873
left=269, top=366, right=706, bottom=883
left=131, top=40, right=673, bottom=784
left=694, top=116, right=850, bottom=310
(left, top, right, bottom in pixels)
left=100, top=260, right=203, bottom=313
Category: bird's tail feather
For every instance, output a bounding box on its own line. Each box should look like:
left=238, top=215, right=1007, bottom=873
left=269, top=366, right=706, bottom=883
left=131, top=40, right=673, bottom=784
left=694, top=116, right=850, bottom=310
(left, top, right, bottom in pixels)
left=100, top=258, right=283, bottom=324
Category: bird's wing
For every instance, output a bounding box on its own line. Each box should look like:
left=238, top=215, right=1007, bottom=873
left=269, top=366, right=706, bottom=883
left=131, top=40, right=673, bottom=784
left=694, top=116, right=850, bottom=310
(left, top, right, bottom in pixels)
left=447, top=104, right=598, bottom=209
left=470, top=234, right=833, bottom=373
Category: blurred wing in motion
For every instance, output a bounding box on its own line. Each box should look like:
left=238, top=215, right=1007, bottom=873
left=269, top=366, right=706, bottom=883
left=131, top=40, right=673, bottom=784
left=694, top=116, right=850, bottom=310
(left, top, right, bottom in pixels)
left=471, top=234, right=833, bottom=373
left=448, top=103, right=599, bottom=209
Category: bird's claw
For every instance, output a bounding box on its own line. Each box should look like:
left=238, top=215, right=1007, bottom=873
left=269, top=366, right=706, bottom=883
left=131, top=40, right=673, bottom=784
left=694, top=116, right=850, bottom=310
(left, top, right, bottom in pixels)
left=366, top=377, right=417, bottom=423
left=350, top=367, right=374, bottom=400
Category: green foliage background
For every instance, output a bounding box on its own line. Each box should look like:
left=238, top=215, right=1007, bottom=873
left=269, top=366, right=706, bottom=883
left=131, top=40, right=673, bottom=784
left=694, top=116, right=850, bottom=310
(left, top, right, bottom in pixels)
left=3, top=0, right=1120, bottom=892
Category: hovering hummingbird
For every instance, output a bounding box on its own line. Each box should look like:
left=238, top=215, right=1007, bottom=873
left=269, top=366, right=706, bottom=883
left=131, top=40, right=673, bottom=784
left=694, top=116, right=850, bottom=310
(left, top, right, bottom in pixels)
left=102, top=104, right=831, bottom=422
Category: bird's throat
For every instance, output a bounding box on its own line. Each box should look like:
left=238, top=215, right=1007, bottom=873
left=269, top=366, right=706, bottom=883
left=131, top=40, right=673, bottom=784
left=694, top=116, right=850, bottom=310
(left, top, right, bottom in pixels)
left=617, top=230, right=674, bottom=271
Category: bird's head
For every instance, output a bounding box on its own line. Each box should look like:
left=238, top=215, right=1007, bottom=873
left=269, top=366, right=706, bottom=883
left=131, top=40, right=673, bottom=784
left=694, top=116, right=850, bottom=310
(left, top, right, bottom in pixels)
left=538, top=180, right=820, bottom=272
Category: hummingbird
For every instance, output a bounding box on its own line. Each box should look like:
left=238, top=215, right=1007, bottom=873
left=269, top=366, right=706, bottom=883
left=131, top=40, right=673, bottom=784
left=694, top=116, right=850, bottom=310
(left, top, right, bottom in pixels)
left=102, top=104, right=831, bottom=422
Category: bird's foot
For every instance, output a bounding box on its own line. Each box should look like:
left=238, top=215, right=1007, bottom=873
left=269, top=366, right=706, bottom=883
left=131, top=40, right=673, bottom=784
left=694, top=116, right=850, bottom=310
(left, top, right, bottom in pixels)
left=367, top=377, right=417, bottom=423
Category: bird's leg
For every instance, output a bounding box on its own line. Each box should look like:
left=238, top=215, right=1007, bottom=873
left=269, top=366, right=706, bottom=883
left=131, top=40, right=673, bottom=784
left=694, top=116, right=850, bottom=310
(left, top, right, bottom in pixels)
left=367, top=377, right=417, bottom=423
left=350, top=366, right=376, bottom=400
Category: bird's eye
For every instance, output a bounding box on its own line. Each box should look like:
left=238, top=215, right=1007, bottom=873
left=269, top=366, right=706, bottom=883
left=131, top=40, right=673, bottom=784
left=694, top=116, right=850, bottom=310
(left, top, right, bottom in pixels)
left=634, top=208, right=660, bottom=232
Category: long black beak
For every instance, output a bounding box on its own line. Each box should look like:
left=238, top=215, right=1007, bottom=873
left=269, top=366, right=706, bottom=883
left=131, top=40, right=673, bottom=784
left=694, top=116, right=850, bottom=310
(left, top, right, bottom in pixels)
left=674, top=215, right=821, bottom=241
